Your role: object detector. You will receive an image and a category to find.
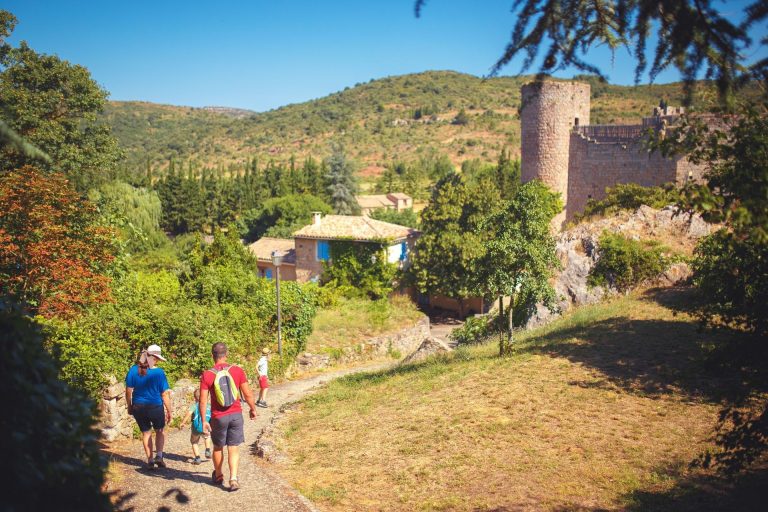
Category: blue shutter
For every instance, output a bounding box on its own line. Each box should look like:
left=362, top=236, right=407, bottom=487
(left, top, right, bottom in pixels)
left=317, top=240, right=330, bottom=261
left=399, top=242, right=407, bottom=261
left=265, top=268, right=273, bottom=279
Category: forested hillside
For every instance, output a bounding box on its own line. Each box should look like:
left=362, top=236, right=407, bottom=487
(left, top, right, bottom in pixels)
left=102, top=71, right=751, bottom=177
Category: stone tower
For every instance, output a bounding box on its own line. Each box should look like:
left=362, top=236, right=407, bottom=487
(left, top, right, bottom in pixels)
left=520, top=81, right=591, bottom=229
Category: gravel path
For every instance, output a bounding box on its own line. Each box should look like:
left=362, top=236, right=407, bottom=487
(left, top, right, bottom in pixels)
left=105, top=361, right=393, bottom=512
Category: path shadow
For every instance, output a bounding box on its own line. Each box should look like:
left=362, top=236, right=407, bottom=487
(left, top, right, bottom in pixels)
left=113, top=487, right=192, bottom=512
left=104, top=450, right=219, bottom=487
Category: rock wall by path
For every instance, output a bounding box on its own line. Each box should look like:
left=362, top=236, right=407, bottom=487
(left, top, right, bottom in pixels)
left=99, top=376, right=198, bottom=442
left=291, top=316, right=430, bottom=374
left=525, top=205, right=710, bottom=328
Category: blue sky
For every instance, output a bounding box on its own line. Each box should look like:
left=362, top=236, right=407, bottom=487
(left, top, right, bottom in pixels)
left=5, top=1, right=766, bottom=111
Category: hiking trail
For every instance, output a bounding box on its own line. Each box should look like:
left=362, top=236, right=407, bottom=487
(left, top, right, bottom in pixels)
left=105, top=361, right=393, bottom=512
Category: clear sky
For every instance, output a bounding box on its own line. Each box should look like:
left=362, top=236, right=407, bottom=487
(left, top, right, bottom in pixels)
left=4, top=1, right=766, bottom=112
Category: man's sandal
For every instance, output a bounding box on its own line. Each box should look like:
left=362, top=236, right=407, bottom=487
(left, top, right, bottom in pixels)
left=229, top=479, right=240, bottom=492
left=211, top=470, right=224, bottom=485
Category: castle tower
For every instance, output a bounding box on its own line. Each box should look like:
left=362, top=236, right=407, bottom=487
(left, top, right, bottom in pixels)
left=520, top=81, right=591, bottom=229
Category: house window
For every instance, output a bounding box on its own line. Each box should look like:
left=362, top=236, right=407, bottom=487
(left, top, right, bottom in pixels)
left=265, top=268, right=273, bottom=280
left=316, top=240, right=330, bottom=261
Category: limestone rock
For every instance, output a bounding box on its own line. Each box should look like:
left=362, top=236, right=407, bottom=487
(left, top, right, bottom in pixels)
left=525, top=205, right=710, bottom=330
left=656, top=262, right=692, bottom=286
left=401, top=336, right=452, bottom=364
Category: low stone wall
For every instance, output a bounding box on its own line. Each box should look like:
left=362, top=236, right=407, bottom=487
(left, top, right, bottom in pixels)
left=291, top=316, right=430, bottom=375
left=99, top=376, right=198, bottom=442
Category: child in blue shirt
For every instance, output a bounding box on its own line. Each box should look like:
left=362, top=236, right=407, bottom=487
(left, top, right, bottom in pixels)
left=178, top=388, right=212, bottom=464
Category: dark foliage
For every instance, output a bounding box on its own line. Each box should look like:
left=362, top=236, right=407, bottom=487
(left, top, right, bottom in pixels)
left=0, top=300, right=111, bottom=511
left=416, top=1, right=768, bottom=104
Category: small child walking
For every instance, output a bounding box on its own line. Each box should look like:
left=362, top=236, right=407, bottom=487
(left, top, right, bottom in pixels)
left=178, top=388, right=212, bottom=464
left=257, top=347, right=270, bottom=408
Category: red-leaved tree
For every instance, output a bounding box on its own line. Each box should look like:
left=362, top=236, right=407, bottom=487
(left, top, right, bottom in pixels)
left=0, top=166, right=115, bottom=318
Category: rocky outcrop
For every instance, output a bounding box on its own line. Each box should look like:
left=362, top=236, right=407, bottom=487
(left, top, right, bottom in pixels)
left=401, top=336, right=453, bottom=364
left=526, top=206, right=709, bottom=328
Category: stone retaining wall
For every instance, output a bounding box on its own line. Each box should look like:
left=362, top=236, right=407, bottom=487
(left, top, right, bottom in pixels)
left=99, top=376, right=198, bottom=442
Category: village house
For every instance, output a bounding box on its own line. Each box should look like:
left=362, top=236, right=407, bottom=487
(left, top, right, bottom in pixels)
left=355, top=192, right=412, bottom=215
left=247, top=212, right=419, bottom=283
left=247, top=237, right=297, bottom=280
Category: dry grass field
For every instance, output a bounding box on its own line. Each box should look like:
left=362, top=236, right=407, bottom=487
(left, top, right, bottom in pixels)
left=275, top=289, right=766, bottom=511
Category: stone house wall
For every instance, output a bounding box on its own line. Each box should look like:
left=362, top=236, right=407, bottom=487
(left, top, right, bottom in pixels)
left=294, top=238, right=323, bottom=283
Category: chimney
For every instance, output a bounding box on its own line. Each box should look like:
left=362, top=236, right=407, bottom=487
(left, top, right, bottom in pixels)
left=312, top=211, right=322, bottom=225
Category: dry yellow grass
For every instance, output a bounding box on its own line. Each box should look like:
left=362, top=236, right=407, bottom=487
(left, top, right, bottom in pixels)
left=275, top=289, right=765, bottom=511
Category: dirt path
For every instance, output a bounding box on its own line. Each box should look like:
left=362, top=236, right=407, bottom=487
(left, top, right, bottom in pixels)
left=105, top=361, right=393, bottom=512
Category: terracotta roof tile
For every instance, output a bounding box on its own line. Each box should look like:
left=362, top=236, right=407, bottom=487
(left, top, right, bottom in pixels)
left=356, top=194, right=396, bottom=209
left=293, top=215, right=419, bottom=242
left=247, top=237, right=296, bottom=264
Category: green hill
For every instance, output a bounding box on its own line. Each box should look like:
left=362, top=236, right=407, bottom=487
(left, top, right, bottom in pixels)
left=101, top=71, right=751, bottom=176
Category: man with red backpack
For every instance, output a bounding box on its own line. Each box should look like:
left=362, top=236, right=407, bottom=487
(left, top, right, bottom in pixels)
left=199, top=342, right=258, bottom=492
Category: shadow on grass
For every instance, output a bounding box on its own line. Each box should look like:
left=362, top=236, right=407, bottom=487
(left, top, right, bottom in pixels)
left=519, top=289, right=764, bottom=404
left=551, top=462, right=768, bottom=512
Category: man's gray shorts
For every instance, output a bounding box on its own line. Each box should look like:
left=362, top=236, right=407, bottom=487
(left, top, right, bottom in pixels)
left=210, top=413, right=244, bottom=447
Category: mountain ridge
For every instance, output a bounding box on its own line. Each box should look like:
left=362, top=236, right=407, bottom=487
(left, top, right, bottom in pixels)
left=101, top=70, right=752, bottom=176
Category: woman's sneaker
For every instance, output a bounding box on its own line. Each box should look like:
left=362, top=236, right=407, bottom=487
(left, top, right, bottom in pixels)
left=192, top=456, right=202, bottom=465
left=154, top=455, right=166, bottom=468
left=204, top=448, right=211, bottom=459
left=257, top=400, right=268, bottom=408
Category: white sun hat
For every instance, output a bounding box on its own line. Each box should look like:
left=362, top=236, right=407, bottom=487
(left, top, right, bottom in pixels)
left=146, top=344, right=167, bottom=361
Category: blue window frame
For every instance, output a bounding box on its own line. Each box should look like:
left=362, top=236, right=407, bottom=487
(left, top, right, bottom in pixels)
left=316, top=240, right=330, bottom=261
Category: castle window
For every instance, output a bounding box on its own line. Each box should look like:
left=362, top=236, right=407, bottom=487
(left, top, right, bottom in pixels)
left=574, top=117, right=579, bottom=126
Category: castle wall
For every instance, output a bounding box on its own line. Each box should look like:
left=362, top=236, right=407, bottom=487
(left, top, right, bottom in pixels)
left=521, top=81, right=591, bottom=228
left=566, top=134, right=705, bottom=219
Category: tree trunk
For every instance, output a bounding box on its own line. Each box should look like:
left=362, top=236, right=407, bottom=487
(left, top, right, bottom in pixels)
left=498, top=295, right=504, bottom=356
left=507, top=292, right=515, bottom=348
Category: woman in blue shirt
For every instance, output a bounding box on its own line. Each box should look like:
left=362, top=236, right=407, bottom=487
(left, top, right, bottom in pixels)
left=125, top=344, right=173, bottom=469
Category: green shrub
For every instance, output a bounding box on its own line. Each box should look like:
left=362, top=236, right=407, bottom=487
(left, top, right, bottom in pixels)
left=47, top=228, right=320, bottom=396
left=322, top=241, right=398, bottom=300
left=450, top=315, right=492, bottom=345
left=369, top=207, right=419, bottom=227
left=1, top=301, right=111, bottom=511
left=576, top=183, right=678, bottom=222
left=692, top=229, right=768, bottom=336
left=588, top=232, right=671, bottom=292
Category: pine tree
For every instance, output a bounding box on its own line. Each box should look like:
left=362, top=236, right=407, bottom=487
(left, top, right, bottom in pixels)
left=324, top=145, right=360, bottom=215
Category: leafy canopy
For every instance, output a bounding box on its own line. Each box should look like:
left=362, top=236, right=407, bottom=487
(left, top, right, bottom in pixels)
left=416, top=1, right=768, bottom=103
left=409, top=172, right=497, bottom=306
left=238, top=194, right=332, bottom=242
left=0, top=10, right=120, bottom=191
left=0, top=166, right=116, bottom=319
